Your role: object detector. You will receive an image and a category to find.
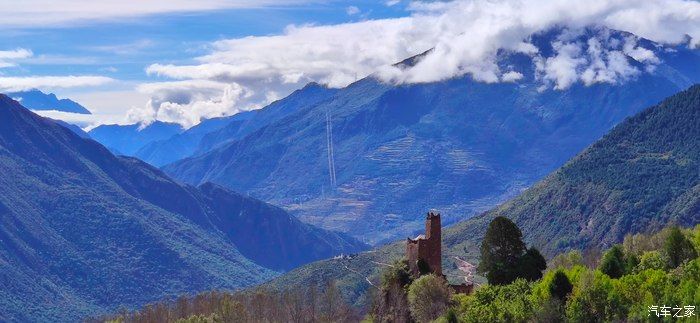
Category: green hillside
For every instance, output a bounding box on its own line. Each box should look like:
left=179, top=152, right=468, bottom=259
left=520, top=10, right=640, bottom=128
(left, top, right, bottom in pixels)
left=0, top=95, right=364, bottom=321
left=264, top=84, right=700, bottom=307
left=447, top=83, right=700, bottom=257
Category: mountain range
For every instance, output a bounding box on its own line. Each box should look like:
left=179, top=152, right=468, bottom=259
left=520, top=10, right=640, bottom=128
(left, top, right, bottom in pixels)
left=88, top=121, right=184, bottom=156
left=265, top=83, right=700, bottom=307
left=158, top=27, right=700, bottom=244
left=0, top=95, right=365, bottom=321
left=7, top=89, right=91, bottom=114
left=134, top=83, right=339, bottom=167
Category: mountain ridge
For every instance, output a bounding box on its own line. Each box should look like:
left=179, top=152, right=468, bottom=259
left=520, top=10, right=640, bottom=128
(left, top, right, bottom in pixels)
left=7, top=89, right=91, bottom=114
left=88, top=121, right=184, bottom=155
left=130, top=82, right=338, bottom=167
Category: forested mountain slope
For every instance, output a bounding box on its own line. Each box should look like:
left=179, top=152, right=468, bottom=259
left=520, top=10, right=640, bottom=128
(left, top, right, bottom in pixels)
left=0, top=95, right=364, bottom=321
left=446, top=83, right=700, bottom=257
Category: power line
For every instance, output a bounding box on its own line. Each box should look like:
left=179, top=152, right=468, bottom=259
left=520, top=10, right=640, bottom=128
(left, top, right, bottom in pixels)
left=325, top=109, right=337, bottom=188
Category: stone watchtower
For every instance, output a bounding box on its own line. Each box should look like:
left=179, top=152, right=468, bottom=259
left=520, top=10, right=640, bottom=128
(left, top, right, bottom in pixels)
left=406, top=211, right=442, bottom=277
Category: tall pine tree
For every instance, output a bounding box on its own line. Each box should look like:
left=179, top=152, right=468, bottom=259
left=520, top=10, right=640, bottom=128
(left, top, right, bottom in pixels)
left=478, top=216, right=527, bottom=285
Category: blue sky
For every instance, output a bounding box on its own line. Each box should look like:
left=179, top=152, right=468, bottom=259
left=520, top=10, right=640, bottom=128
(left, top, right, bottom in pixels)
left=0, top=0, right=697, bottom=128
left=0, top=0, right=412, bottom=126
left=2, top=1, right=408, bottom=81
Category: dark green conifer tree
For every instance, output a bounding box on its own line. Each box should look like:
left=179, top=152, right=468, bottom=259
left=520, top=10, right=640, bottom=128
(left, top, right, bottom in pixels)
left=519, top=248, right=547, bottom=281
left=665, top=227, right=697, bottom=268
left=478, top=216, right=527, bottom=285
left=599, top=245, right=626, bottom=278
left=549, top=270, right=573, bottom=300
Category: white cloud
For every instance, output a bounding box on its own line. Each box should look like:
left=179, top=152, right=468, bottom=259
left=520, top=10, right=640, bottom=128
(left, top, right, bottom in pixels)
left=0, top=48, right=127, bottom=128
left=0, top=0, right=321, bottom=28
left=377, top=0, right=698, bottom=84
left=88, top=39, right=155, bottom=55
left=131, top=80, right=256, bottom=128
left=386, top=0, right=401, bottom=6
left=622, top=36, right=660, bottom=64
left=134, top=18, right=430, bottom=127
left=501, top=71, right=524, bottom=83
left=0, top=49, right=33, bottom=68
left=532, top=29, right=653, bottom=90
left=346, top=6, right=361, bottom=16
left=131, top=0, right=700, bottom=127
left=1, top=48, right=113, bottom=93
left=32, top=110, right=104, bottom=130
left=102, top=66, right=119, bottom=73
left=60, top=89, right=152, bottom=129
left=535, top=41, right=586, bottom=90
left=19, top=54, right=101, bottom=66
left=0, top=76, right=114, bottom=92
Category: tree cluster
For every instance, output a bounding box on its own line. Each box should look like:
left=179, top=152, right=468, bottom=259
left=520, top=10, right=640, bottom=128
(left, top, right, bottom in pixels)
left=450, top=224, right=700, bottom=322
left=477, top=216, right=547, bottom=285
left=96, top=282, right=358, bottom=323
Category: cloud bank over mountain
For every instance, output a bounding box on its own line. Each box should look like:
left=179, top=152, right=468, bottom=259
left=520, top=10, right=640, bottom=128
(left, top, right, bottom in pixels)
left=131, top=0, right=700, bottom=127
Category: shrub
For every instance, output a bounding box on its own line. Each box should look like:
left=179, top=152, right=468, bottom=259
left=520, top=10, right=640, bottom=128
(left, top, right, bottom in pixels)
left=454, top=279, right=535, bottom=323
left=565, top=270, right=624, bottom=322
left=636, top=251, right=666, bottom=271
left=417, top=259, right=431, bottom=276
left=549, top=250, right=583, bottom=270
left=407, top=274, right=451, bottom=323
left=373, top=259, right=413, bottom=322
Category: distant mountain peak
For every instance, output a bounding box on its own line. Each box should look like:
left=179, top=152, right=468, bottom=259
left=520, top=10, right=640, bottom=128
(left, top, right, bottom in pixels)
left=514, top=25, right=666, bottom=89
left=301, top=81, right=325, bottom=89
left=6, top=89, right=91, bottom=114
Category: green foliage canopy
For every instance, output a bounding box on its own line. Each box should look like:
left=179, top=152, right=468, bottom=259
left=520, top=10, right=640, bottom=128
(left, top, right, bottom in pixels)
left=407, top=274, right=451, bottom=323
